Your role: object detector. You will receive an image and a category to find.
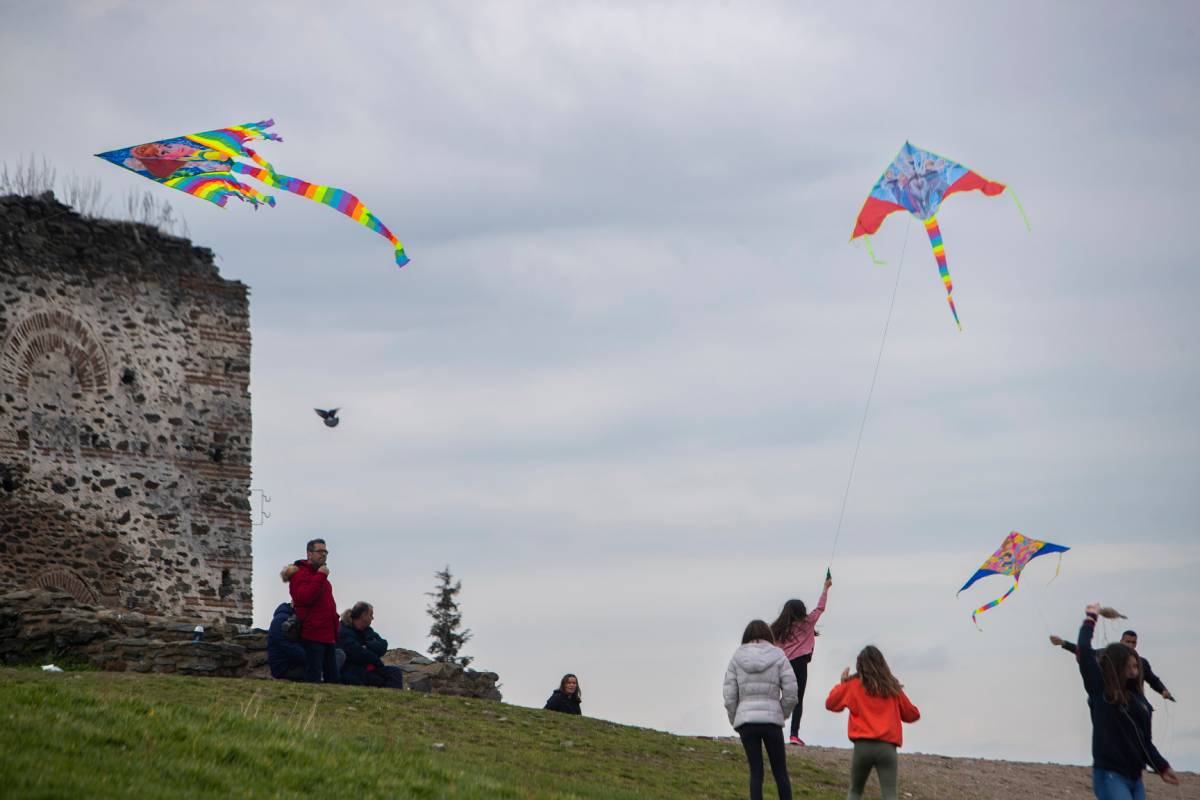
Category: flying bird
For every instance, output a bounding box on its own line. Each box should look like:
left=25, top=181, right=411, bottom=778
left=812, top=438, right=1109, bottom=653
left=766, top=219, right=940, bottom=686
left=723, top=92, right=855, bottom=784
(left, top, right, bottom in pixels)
left=314, top=408, right=340, bottom=428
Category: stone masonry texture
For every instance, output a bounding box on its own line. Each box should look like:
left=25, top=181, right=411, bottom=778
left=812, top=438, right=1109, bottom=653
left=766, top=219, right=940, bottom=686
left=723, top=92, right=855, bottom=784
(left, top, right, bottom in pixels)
left=0, top=193, right=253, bottom=625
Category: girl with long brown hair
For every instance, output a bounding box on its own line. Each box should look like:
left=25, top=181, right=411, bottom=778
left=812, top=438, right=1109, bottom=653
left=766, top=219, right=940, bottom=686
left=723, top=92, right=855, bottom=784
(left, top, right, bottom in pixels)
left=825, top=645, right=920, bottom=800
left=1076, top=602, right=1177, bottom=798
left=770, top=574, right=832, bottom=745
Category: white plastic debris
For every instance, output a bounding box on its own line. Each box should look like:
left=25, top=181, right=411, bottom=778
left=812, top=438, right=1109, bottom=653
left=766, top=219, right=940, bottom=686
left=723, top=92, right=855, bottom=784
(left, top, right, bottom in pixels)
left=41, top=664, right=63, bottom=672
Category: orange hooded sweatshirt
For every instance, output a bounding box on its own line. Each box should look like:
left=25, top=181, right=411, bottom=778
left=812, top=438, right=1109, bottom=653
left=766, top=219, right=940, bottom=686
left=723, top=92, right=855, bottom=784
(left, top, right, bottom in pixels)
left=825, top=676, right=920, bottom=747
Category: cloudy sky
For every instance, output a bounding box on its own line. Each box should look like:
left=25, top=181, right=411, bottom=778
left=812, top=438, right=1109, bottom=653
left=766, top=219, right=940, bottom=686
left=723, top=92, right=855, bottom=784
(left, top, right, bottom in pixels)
left=3, top=0, right=1198, bottom=769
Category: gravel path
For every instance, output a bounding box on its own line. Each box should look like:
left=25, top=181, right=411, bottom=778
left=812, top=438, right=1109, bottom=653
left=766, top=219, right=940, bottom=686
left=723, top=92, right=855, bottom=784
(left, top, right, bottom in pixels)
left=790, top=745, right=1198, bottom=799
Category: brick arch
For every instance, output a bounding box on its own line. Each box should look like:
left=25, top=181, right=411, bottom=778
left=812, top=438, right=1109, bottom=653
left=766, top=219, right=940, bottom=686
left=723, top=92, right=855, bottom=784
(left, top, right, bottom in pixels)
left=31, top=568, right=99, bottom=605
left=0, top=309, right=110, bottom=394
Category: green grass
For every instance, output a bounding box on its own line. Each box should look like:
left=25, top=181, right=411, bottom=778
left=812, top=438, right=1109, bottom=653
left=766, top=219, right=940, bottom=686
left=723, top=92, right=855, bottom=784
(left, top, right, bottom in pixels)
left=0, top=667, right=843, bottom=799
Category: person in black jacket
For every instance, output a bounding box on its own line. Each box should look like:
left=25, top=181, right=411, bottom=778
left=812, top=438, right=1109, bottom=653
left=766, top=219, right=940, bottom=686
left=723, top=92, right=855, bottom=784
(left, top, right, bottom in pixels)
left=544, top=674, right=582, bottom=715
left=267, top=602, right=307, bottom=681
left=338, top=602, right=404, bottom=689
left=1075, top=602, right=1178, bottom=798
left=1051, top=630, right=1175, bottom=702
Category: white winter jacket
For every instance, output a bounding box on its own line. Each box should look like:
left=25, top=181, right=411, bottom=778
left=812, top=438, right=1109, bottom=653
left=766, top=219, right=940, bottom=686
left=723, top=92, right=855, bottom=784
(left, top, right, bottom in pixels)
left=722, top=641, right=799, bottom=729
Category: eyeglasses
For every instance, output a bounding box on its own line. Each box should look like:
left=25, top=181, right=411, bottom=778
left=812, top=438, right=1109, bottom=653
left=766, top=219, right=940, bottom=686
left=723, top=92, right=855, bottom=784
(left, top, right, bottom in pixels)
left=310, top=549, right=329, bottom=555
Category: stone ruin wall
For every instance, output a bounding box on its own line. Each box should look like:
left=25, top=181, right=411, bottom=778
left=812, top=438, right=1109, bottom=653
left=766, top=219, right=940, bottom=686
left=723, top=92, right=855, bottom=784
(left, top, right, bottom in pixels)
left=0, top=193, right=253, bottom=625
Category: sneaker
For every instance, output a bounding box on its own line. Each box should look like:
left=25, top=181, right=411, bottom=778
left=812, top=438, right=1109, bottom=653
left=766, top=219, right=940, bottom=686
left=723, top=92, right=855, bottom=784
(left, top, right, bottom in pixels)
left=789, top=736, right=804, bottom=746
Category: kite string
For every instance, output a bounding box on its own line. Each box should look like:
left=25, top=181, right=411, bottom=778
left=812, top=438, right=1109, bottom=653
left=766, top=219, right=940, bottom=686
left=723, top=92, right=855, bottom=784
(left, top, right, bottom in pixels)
left=1029, top=587, right=1053, bottom=637
left=829, top=218, right=912, bottom=568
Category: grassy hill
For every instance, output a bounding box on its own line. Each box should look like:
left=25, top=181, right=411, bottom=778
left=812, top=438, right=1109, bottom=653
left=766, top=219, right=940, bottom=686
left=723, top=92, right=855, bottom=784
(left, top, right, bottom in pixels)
left=0, top=667, right=842, bottom=799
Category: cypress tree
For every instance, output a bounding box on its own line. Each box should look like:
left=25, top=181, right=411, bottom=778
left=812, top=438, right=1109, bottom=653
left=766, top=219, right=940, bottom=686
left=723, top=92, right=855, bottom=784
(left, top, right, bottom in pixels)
left=426, top=565, right=472, bottom=666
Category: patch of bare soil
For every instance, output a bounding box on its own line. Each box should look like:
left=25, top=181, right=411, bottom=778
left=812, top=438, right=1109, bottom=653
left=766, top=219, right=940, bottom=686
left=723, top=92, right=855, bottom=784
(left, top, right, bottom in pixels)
left=790, top=745, right=1198, bottom=799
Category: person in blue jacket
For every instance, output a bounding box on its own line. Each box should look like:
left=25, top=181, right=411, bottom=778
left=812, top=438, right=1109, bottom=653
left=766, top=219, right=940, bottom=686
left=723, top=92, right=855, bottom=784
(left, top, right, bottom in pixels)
left=338, top=602, right=404, bottom=689
left=266, top=602, right=306, bottom=681
left=1076, top=602, right=1179, bottom=799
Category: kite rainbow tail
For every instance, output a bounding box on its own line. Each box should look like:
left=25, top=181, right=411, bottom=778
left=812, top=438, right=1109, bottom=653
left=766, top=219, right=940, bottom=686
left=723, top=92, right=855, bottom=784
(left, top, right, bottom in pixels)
left=164, top=174, right=275, bottom=208
left=971, top=577, right=1019, bottom=628
left=187, top=119, right=283, bottom=160
left=924, top=215, right=960, bottom=330
left=233, top=162, right=409, bottom=266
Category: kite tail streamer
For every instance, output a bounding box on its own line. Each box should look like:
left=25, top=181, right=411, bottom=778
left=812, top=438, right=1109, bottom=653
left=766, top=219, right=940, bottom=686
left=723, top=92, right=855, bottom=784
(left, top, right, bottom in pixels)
left=972, top=576, right=1019, bottom=628
left=1006, top=187, right=1032, bottom=232
left=863, top=234, right=886, bottom=266
left=924, top=215, right=961, bottom=330
left=1046, top=552, right=1064, bottom=586
left=233, top=162, right=409, bottom=266
left=164, top=174, right=275, bottom=208
left=186, top=119, right=283, bottom=160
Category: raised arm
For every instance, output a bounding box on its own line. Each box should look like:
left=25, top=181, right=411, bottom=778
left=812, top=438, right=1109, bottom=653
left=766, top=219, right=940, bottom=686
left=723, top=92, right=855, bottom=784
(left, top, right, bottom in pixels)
left=808, top=578, right=831, bottom=623
left=1050, top=634, right=1079, bottom=654
left=898, top=690, right=921, bottom=723
left=826, top=674, right=851, bottom=713
left=1077, top=604, right=1103, bottom=698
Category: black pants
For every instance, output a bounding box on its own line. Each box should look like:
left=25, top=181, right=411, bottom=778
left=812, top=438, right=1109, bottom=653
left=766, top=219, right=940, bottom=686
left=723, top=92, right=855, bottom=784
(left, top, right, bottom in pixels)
left=363, top=665, right=405, bottom=690
left=302, top=641, right=339, bottom=683
left=737, top=723, right=792, bottom=800
left=788, top=655, right=811, bottom=738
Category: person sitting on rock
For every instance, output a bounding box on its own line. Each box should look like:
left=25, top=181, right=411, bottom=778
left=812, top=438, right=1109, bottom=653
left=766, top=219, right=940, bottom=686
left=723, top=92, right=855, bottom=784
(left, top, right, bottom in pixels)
left=266, top=601, right=306, bottom=681
left=338, top=601, right=404, bottom=689
left=544, top=673, right=582, bottom=715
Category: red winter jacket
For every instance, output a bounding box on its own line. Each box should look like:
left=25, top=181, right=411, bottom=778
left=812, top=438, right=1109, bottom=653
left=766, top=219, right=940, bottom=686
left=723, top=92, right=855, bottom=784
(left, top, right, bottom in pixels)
left=282, top=560, right=338, bottom=644
left=826, top=677, right=920, bottom=748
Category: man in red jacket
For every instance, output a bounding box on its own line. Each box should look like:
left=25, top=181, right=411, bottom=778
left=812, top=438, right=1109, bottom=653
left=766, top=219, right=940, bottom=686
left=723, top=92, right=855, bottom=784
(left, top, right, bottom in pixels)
left=282, top=538, right=340, bottom=683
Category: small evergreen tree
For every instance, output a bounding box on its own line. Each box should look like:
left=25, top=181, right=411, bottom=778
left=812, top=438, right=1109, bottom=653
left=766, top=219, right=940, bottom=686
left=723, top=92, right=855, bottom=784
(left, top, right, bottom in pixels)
left=426, top=565, right=472, bottom=666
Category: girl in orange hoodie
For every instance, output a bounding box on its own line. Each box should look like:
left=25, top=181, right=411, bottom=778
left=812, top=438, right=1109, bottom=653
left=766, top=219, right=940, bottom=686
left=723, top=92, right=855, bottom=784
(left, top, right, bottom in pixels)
left=825, top=645, right=920, bottom=800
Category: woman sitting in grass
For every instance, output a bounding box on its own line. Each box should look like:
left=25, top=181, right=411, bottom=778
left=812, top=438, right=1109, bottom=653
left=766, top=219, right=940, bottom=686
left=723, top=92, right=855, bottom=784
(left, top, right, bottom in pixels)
left=544, top=673, right=582, bottom=715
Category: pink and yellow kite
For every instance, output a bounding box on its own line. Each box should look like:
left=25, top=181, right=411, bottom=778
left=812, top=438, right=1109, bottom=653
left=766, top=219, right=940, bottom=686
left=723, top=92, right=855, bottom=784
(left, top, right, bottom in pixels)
left=97, top=119, right=408, bottom=266
left=958, top=531, right=1069, bottom=627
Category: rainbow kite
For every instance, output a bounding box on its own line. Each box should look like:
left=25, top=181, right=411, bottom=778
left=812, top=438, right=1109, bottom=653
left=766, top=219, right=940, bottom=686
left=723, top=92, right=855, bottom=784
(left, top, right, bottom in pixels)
left=958, top=531, right=1068, bottom=627
left=97, top=120, right=407, bottom=266
left=851, top=142, right=1027, bottom=329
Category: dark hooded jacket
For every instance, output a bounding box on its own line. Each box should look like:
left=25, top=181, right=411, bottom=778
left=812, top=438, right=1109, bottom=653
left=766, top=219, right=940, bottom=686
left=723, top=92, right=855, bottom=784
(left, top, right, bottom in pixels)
left=266, top=602, right=306, bottom=679
left=338, top=621, right=389, bottom=686
left=544, top=689, right=582, bottom=715
left=1060, top=640, right=1169, bottom=697
left=282, top=560, right=338, bottom=644
left=1077, top=615, right=1170, bottom=780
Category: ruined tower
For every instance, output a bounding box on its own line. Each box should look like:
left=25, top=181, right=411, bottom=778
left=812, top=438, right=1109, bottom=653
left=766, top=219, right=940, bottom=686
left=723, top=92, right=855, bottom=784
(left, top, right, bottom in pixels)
left=0, top=193, right=253, bottom=625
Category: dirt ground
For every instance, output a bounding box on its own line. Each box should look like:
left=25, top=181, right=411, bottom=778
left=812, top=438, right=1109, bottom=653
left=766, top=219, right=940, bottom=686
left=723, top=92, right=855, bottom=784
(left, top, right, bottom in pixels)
left=789, top=745, right=1199, bottom=799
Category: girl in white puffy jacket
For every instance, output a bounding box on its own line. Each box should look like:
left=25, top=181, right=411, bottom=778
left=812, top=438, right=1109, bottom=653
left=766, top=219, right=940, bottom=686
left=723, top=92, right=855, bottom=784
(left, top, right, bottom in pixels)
left=723, top=620, right=799, bottom=800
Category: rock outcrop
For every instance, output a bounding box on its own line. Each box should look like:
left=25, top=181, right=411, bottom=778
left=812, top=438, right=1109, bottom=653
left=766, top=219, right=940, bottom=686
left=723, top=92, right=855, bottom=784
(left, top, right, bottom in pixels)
left=0, top=588, right=501, bottom=699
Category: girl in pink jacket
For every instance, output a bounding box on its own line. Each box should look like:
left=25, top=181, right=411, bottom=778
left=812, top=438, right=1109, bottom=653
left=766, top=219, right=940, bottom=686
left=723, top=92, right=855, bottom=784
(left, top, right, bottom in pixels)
left=769, top=575, right=831, bottom=745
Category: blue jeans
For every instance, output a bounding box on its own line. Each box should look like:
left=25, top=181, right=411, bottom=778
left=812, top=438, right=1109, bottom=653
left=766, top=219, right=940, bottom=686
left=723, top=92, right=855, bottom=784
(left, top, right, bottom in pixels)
left=1092, top=769, right=1145, bottom=800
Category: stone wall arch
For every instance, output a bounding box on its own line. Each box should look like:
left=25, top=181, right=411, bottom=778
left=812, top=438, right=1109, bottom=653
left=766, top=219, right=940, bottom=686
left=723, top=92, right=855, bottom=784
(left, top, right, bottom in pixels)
left=31, top=568, right=99, bottom=605
left=0, top=309, right=110, bottom=394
